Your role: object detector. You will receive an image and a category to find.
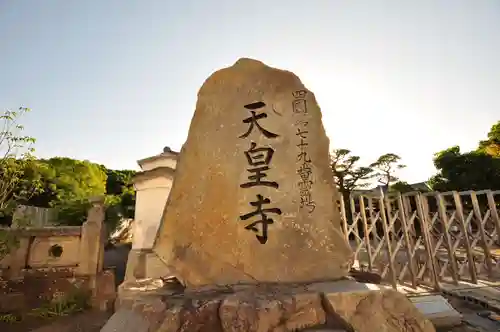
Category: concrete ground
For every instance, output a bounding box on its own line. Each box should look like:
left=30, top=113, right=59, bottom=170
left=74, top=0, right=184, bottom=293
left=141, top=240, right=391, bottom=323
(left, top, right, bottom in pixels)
left=441, top=295, right=500, bottom=332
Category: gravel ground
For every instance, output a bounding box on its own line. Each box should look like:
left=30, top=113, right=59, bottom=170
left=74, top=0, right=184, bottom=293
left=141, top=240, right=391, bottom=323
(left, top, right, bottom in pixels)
left=30, top=311, right=112, bottom=332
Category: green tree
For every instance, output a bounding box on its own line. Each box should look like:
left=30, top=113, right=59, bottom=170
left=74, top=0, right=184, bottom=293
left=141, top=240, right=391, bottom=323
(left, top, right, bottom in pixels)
left=429, top=121, right=500, bottom=192
left=21, top=159, right=137, bottom=230
left=0, top=107, right=40, bottom=222
left=478, top=120, right=500, bottom=157
left=20, top=161, right=58, bottom=207
left=0, top=111, right=138, bottom=230
left=370, top=153, right=406, bottom=192
left=330, top=148, right=375, bottom=231
left=429, top=146, right=500, bottom=191
left=105, top=169, right=135, bottom=196
left=0, top=109, right=138, bottom=230
left=103, top=168, right=136, bottom=232
left=330, top=149, right=374, bottom=198
left=389, top=181, right=416, bottom=193
left=26, top=158, right=107, bottom=225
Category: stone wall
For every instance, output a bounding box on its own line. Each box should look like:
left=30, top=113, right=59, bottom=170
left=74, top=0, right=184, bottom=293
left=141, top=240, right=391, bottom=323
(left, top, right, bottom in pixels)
left=11, top=204, right=58, bottom=228
left=0, top=198, right=116, bottom=313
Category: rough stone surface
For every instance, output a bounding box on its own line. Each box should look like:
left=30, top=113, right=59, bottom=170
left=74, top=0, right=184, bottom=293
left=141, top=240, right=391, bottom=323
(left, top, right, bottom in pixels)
left=324, top=289, right=436, bottom=332
left=219, top=289, right=325, bottom=331
left=124, top=249, right=171, bottom=283
left=100, top=309, right=150, bottom=332
left=105, top=280, right=435, bottom=332
left=131, top=296, right=168, bottom=331
left=116, top=277, right=183, bottom=310
left=153, top=58, right=353, bottom=287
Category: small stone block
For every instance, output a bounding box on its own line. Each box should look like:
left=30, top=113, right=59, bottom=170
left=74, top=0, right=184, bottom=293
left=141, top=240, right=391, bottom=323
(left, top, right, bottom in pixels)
left=100, top=309, right=150, bottom=332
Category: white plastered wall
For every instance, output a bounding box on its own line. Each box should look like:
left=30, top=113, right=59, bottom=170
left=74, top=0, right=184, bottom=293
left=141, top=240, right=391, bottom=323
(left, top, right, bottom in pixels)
left=132, top=176, right=173, bottom=249
left=132, top=152, right=177, bottom=250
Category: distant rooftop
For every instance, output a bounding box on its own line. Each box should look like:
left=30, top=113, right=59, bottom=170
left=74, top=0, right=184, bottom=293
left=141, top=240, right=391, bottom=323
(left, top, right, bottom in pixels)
left=351, top=182, right=432, bottom=196
left=162, top=146, right=179, bottom=155
left=137, top=146, right=179, bottom=168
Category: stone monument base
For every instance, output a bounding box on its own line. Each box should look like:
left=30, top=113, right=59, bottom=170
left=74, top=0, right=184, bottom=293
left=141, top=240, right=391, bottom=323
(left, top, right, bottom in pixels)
left=124, top=249, right=171, bottom=282
left=103, top=279, right=435, bottom=332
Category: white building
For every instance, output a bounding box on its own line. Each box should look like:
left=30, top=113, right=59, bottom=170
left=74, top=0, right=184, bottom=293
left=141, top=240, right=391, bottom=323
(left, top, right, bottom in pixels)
left=124, top=146, right=178, bottom=281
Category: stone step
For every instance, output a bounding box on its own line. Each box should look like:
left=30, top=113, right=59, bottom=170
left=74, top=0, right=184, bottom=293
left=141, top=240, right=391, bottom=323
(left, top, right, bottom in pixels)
left=409, top=295, right=462, bottom=328
left=114, top=279, right=462, bottom=330
left=100, top=309, right=149, bottom=332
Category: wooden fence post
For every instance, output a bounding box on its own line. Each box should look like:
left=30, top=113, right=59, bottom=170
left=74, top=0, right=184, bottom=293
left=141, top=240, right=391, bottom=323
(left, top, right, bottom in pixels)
left=452, top=191, right=478, bottom=283
left=403, top=194, right=416, bottom=238
left=378, top=195, right=398, bottom=289
left=416, top=193, right=441, bottom=291
left=339, top=193, right=349, bottom=242
left=367, top=196, right=378, bottom=248
left=359, top=196, right=373, bottom=271
left=342, top=189, right=498, bottom=289
left=350, top=195, right=362, bottom=262
left=470, top=191, right=494, bottom=277
left=396, top=194, right=418, bottom=288
left=436, top=193, right=460, bottom=284
left=486, top=191, right=500, bottom=246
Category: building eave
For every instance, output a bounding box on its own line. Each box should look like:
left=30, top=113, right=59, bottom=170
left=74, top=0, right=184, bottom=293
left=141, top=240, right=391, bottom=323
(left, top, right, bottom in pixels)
left=137, top=151, right=179, bottom=168
left=132, top=166, right=175, bottom=185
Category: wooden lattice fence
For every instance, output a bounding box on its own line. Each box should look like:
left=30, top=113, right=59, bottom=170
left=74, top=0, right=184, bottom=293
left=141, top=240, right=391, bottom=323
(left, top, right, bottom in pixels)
left=339, top=189, right=500, bottom=290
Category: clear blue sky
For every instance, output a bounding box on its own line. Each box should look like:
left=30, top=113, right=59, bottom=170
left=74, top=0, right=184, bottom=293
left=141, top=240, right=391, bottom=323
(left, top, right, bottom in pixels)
left=1, top=1, right=499, bottom=183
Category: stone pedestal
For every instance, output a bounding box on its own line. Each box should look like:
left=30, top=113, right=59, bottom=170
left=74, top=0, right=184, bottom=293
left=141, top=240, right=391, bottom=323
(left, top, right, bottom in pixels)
left=103, top=279, right=435, bottom=332
left=124, top=249, right=170, bottom=281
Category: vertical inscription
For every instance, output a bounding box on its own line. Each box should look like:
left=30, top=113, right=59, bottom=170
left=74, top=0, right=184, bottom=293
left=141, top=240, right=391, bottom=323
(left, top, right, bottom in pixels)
left=293, top=90, right=316, bottom=213
left=239, top=102, right=281, bottom=244
left=240, top=194, right=282, bottom=245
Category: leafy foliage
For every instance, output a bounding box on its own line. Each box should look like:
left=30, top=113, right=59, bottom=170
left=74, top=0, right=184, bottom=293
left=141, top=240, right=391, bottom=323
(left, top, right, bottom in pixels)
left=0, top=313, right=19, bottom=323
left=330, top=149, right=374, bottom=196
left=370, top=153, right=406, bottom=190
left=0, top=107, right=138, bottom=233
left=0, top=229, right=20, bottom=261
left=16, top=158, right=106, bottom=225
left=104, top=168, right=136, bottom=226
left=105, top=169, right=135, bottom=196
left=42, top=158, right=107, bottom=204
left=28, top=291, right=89, bottom=319
left=330, top=149, right=409, bottom=198
left=102, top=168, right=136, bottom=232
left=0, top=107, right=40, bottom=218
left=14, top=158, right=137, bottom=229
left=389, top=181, right=416, bottom=193
left=429, top=121, right=500, bottom=192
left=429, top=146, right=500, bottom=191
left=478, top=121, right=500, bottom=157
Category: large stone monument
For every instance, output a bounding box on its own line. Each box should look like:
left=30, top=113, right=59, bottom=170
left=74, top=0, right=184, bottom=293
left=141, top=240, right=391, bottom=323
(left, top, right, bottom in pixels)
left=153, top=57, right=353, bottom=287
left=105, top=59, right=435, bottom=332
